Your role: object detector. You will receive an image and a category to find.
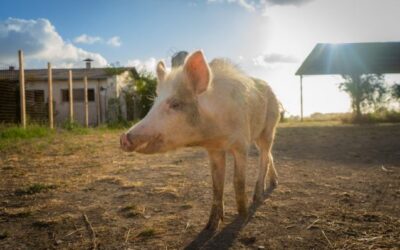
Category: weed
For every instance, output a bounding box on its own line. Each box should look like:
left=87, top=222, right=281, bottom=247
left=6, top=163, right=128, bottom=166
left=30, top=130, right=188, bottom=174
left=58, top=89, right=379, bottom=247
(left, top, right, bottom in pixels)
left=120, top=204, right=142, bottom=218
left=60, top=121, right=89, bottom=134
left=15, top=183, right=57, bottom=196
left=0, top=231, right=8, bottom=240
left=32, top=220, right=55, bottom=228
left=137, top=228, right=155, bottom=238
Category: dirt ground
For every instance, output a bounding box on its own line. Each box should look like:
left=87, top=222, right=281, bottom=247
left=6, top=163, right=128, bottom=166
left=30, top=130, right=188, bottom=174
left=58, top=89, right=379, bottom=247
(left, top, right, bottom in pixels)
left=0, top=123, right=399, bottom=250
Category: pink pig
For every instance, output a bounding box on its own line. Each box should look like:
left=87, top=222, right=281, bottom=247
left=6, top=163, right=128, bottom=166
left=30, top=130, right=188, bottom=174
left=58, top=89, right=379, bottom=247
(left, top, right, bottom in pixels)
left=120, top=51, right=280, bottom=230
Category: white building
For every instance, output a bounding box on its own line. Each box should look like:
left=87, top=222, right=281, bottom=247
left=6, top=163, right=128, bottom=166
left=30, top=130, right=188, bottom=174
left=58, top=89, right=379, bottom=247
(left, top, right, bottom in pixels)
left=0, top=61, right=137, bottom=125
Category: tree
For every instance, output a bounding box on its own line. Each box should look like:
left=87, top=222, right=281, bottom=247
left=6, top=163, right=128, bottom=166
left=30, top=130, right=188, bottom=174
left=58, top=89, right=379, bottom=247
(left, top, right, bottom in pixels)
left=134, top=70, right=157, bottom=118
left=339, top=74, right=387, bottom=119
left=392, top=83, right=400, bottom=100
left=121, top=69, right=157, bottom=120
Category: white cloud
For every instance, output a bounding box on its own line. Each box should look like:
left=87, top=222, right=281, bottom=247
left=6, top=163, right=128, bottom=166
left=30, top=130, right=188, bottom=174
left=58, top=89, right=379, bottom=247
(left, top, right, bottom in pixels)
left=127, top=57, right=159, bottom=73
left=0, top=18, right=107, bottom=68
left=207, top=0, right=313, bottom=12
left=235, top=0, right=256, bottom=12
left=266, top=0, right=313, bottom=6
left=107, top=36, right=122, bottom=47
left=74, top=34, right=122, bottom=48
left=261, top=53, right=298, bottom=64
left=74, top=34, right=102, bottom=44
left=208, top=0, right=255, bottom=11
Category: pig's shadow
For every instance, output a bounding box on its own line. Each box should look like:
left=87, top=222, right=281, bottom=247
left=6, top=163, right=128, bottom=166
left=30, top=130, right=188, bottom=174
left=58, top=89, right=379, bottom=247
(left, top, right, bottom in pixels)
left=184, top=187, right=275, bottom=250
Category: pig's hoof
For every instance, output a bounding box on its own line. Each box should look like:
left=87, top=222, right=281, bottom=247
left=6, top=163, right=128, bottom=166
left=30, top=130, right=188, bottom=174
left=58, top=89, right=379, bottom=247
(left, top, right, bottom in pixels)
left=205, top=205, right=223, bottom=231
left=253, top=193, right=264, bottom=205
left=261, top=180, right=278, bottom=200
left=205, top=218, right=220, bottom=231
left=267, top=179, right=278, bottom=192
left=238, top=207, right=248, bottom=218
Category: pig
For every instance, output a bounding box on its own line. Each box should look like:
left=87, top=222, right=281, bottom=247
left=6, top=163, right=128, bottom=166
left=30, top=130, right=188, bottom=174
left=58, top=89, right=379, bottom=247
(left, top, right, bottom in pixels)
left=120, top=50, right=280, bottom=230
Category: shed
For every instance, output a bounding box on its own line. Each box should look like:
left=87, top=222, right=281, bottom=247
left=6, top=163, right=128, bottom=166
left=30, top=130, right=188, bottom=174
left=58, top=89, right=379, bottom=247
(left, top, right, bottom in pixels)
left=295, top=42, right=400, bottom=120
left=0, top=65, right=137, bottom=125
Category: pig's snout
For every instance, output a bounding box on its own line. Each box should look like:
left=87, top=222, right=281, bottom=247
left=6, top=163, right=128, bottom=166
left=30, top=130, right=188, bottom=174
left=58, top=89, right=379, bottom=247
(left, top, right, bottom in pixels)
left=120, top=133, right=133, bottom=152
left=120, top=132, right=164, bottom=154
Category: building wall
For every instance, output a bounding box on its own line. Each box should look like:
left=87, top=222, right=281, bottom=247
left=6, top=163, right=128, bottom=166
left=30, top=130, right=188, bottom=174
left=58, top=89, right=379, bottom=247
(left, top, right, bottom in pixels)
left=25, top=79, right=109, bottom=126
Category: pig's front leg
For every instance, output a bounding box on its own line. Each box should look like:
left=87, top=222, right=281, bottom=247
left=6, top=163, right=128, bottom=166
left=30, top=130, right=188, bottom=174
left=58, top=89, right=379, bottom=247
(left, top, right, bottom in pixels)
left=232, top=145, right=248, bottom=218
left=205, top=150, right=226, bottom=231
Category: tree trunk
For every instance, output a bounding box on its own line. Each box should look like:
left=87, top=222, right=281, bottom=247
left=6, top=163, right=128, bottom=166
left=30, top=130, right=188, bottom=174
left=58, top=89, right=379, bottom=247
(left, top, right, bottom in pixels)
left=353, top=74, right=362, bottom=120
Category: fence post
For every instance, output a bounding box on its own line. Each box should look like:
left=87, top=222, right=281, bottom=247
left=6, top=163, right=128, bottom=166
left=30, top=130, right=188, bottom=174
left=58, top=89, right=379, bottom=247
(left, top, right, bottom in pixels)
left=84, top=76, right=89, bottom=127
left=68, top=70, right=74, bottom=123
left=48, top=63, right=54, bottom=129
left=96, top=81, right=101, bottom=125
left=18, top=50, right=26, bottom=128
left=300, top=75, right=304, bottom=122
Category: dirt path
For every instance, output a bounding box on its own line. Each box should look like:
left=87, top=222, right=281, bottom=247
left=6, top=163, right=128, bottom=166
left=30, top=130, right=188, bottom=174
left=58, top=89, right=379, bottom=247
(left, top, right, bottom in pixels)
left=0, top=123, right=399, bottom=249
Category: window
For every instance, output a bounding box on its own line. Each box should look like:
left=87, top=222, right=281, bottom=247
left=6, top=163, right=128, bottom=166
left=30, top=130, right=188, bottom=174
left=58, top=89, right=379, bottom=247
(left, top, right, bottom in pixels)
left=26, top=90, right=45, bottom=103
left=61, top=88, right=95, bottom=102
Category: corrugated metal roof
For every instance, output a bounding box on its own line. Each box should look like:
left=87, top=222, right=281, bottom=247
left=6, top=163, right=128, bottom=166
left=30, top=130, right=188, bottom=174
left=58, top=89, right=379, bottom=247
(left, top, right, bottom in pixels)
left=296, top=42, right=400, bottom=75
left=0, top=67, right=136, bottom=81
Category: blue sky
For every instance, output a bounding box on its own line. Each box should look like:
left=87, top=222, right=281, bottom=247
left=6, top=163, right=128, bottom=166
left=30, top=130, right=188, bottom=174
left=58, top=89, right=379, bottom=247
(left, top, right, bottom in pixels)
left=0, top=0, right=253, bottom=63
left=1, top=0, right=400, bottom=116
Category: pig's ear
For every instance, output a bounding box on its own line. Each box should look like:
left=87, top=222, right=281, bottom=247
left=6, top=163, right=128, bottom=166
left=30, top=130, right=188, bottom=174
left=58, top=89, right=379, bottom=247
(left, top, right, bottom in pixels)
left=184, top=50, right=210, bottom=95
left=156, top=61, right=167, bottom=82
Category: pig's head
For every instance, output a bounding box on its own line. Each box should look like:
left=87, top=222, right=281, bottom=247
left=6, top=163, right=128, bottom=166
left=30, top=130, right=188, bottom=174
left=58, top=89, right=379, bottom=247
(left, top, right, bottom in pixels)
left=120, top=50, right=212, bottom=154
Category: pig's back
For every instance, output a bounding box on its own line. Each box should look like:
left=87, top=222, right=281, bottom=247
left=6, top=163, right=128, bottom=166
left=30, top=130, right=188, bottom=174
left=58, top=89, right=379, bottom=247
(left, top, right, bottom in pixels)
left=207, top=59, right=271, bottom=142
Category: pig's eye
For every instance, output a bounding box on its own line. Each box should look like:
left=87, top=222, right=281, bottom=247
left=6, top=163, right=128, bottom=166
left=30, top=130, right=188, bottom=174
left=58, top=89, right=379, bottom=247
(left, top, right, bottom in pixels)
left=169, top=100, right=183, bottom=110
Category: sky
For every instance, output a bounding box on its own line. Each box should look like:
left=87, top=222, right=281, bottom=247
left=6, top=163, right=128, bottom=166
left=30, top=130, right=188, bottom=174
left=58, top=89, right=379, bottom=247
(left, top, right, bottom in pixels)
left=1, top=0, right=400, bottom=116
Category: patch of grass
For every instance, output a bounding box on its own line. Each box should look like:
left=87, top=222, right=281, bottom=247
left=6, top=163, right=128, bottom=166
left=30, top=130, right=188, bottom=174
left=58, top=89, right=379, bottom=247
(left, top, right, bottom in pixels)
left=5, top=210, right=32, bottom=218
left=0, top=124, right=51, bottom=140
left=180, top=204, right=193, bottom=210
left=120, top=204, right=142, bottom=218
left=342, top=111, right=400, bottom=124
left=32, top=219, right=56, bottom=228
left=0, top=231, right=8, bottom=240
left=0, top=124, right=53, bottom=150
left=137, top=228, right=155, bottom=238
left=121, top=181, right=144, bottom=189
left=60, top=121, right=89, bottom=134
left=15, top=183, right=58, bottom=196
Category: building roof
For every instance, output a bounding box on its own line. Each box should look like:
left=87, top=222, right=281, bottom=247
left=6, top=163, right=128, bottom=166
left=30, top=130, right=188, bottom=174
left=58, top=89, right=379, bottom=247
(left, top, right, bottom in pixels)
left=0, top=67, right=136, bottom=82
left=296, top=42, right=400, bottom=75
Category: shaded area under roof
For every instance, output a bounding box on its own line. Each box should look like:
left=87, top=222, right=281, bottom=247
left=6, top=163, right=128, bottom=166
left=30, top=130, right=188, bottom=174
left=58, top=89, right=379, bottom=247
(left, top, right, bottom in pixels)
left=296, top=42, right=400, bottom=75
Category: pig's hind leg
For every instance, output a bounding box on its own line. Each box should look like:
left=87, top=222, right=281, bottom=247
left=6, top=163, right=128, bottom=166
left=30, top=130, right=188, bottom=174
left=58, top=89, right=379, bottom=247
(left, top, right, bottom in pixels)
left=205, top=150, right=226, bottom=231
left=253, top=115, right=279, bottom=204
left=232, top=145, right=249, bottom=218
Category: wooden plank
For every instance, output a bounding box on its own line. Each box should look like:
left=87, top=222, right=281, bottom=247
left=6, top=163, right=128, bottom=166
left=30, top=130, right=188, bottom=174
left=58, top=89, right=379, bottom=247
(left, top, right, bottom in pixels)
left=68, top=70, right=74, bottom=122
left=48, top=63, right=54, bottom=129
left=84, top=76, right=89, bottom=127
left=96, top=81, right=101, bottom=125
left=18, top=50, right=26, bottom=128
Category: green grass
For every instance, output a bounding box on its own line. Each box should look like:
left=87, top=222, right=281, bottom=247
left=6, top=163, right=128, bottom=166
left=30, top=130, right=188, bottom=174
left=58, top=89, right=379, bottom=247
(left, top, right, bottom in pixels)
left=14, top=183, right=58, bottom=196
left=120, top=204, right=142, bottom=218
left=60, top=121, right=90, bottom=134
left=137, top=228, right=155, bottom=238
left=0, top=124, right=52, bottom=140
left=0, top=124, right=54, bottom=150
left=284, top=111, right=400, bottom=125
left=341, top=111, right=400, bottom=124
left=0, top=231, right=8, bottom=240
